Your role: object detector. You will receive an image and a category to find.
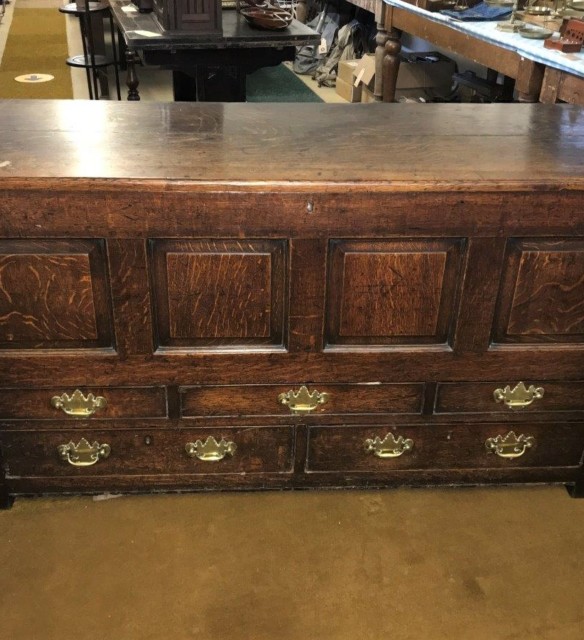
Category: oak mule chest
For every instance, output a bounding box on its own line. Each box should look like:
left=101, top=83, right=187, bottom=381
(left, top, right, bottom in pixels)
left=1, top=101, right=584, bottom=508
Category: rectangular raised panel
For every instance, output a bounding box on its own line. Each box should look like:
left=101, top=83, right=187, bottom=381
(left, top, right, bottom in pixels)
left=180, top=0, right=214, bottom=23
left=0, top=387, right=168, bottom=421
left=306, top=424, right=584, bottom=472
left=180, top=383, right=425, bottom=417
left=0, top=427, right=295, bottom=477
left=435, top=381, right=584, bottom=414
left=326, top=239, right=464, bottom=346
left=150, top=240, right=287, bottom=349
left=154, top=0, right=221, bottom=32
left=0, top=240, right=113, bottom=350
left=493, top=239, right=584, bottom=344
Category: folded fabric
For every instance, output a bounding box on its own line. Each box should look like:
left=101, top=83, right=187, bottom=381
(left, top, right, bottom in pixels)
left=441, top=1, right=512, bottom=20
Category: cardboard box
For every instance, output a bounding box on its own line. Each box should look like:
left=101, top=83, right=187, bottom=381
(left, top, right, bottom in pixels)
left=337, top=59, right=360, bottom=85
left=354, top=54, right=376, bottom=92
left=361, top=86, right=376, bottom=103
left=396, top=53, right=455, bottom=95
left=353, top=52, right=455, bottom=102
left=336, top=77, right=362, bottom=103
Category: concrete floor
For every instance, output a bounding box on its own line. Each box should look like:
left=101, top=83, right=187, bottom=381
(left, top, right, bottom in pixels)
left=1, top=486, right=583, bottom=640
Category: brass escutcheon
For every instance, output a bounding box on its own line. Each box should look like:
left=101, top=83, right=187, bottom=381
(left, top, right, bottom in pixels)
left=57, top=438, right=111, bottom=467
left=185, top=436, right=237, bottom=462
left=485, top=431, right=535, bottom=459
left=493, top=382, right=544, bottom=410
left=278, top=386, right=329, bottom=414
left=51, top=389, right=107, bottom=417
left=364, top=433, right=414, bottom=458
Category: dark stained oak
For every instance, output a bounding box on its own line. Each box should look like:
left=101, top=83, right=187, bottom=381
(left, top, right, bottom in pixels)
left=107, top=240, right=155, bottom=357
left=0, top=240, right=113, bottom=350
left=326, top=239, right=464, bottom=346
left=288, top=239, right=327, bottom=353
left=1, top=101, right=584, bottom=506
left=0, top=426, right=295, bottom=477
left=150, top=239, right=286, bottom=348
left=306, top=423, right=584, bottom=472
left=435, top=381, right=584, bottom=414
left=0, top=387, right=168, bottom=420
left=179, top=383, right=425, bottom=417
left=494, top=239, right=584, bottom=343
left=0, top=102, right=583, bottom=186
left=452, top=238, right=507, bottom=353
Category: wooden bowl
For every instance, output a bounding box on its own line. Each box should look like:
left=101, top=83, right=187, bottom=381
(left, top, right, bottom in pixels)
left=240, top=6, right=293, bottom=30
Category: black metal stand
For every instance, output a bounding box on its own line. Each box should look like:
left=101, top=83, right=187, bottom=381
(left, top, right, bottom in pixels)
left=59, top=1, right=121, bottom=99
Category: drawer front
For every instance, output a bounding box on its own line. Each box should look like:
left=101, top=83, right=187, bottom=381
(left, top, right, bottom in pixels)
left=180, top=383, right=424, bottom=417
left=0, top=387, right=168, bottom=420
left=0, top=426, right=294, bottom=477
left=306, top=423, right=584, bottom=472
left=435, top=381, right=584, bottom=414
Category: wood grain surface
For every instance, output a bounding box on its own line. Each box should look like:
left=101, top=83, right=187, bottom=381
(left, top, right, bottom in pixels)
left=0, top=102, right=583, bottom=187
left=1, top=101, right=583, bottom=504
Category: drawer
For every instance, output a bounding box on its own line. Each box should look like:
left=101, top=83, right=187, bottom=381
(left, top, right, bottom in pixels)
left=0, top=387, right=168, bottom=420
left=180, top=383, right=424, bottom=417
left=306, top=423, right=584, bottom=472
left=435, top=381, right=584, bottom=414
left=0, top=426, right=294, bottom=477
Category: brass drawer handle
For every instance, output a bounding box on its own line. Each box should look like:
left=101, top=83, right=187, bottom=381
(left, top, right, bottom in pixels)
left=278, top=386, right=329, bottom=414
left=57, top=438, right=111, bottom=467
left=185, top=436, right=237, bottom=462
left=364, top=433, right=414, bottom=458
left=493, top=382, right=544, bottom=410
left=485, top=431, right=535, bottom=459
left=51, top=389, right=107, bottom=417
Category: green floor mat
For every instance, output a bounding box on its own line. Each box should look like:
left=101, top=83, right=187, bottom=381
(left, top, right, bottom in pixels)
left=246, top=64, right=322, bottom=103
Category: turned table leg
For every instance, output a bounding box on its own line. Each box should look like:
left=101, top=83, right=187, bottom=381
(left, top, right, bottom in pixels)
left=382, top=29, right=402, bottom=103
left=376, top=5, right=402, bottom=103
left=126, top=50, right=141, bottom=101
left=374, top=3, right=389, bottom=102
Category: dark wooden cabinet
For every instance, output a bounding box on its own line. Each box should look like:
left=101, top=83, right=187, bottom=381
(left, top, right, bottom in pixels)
left=0, top=101, right=583, bottom=507
left=152, top=0, right=222, bottom=34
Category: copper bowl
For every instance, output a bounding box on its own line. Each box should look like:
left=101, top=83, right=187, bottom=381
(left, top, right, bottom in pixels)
left=240, top=6, right=293, bottom=30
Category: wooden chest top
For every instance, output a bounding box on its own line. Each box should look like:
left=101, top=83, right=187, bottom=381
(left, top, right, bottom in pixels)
left=0, top=101, right=583, bottom=189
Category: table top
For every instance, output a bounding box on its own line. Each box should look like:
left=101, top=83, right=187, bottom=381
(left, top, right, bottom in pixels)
left=111, top=0, right=319, bottom=50
left=0, top=101, right=583, bottom=190
left=384, top=0, right=584, bottom=79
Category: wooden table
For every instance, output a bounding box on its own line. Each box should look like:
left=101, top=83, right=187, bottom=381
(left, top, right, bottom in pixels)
left=540, top=65, right=584, bottom=104
left=109, top=0, right=319, bottom=101
left=357, top=0, right=584, bottom=103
